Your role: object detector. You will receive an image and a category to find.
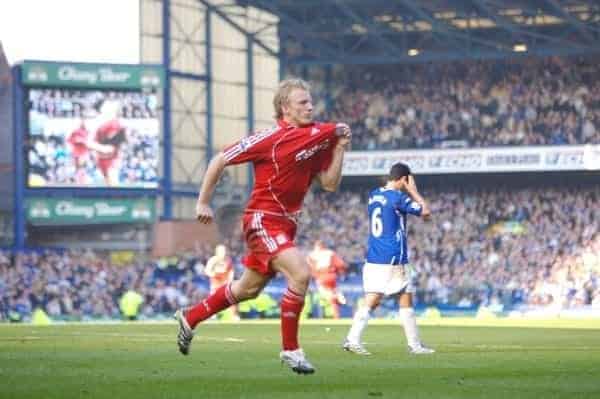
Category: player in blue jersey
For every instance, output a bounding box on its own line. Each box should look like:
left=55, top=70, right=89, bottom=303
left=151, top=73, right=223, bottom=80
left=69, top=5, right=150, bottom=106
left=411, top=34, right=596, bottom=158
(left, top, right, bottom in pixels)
left=343, top=162, right=435, bottom=355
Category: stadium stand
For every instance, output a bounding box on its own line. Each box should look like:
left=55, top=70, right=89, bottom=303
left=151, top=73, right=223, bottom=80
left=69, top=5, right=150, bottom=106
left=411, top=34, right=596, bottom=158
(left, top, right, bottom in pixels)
left=0, top=42, right=13, bottom=246
left=2, top=182, right=598, bottom=321
left=309, top=56, right=600, bottom=150
left=298, top=185, right=599, bottom=311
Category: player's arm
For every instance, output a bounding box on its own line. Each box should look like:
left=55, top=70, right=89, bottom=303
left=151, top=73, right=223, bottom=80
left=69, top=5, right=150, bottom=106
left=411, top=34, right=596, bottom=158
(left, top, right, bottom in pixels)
left=70, top=136, right=86, bottom=145
left=196, top=152, right=227, bottom=224
left=196, top=132, right=270, bottom=222
left=86, top=140, right=114, bottom=155
left=226, top=260, right=234, bottom=281
left=332, top=253, right=347, bottom=274
left=403, top=176, right=431, bottom=219
left=315, top=123, right=351, bottom=192
left=204, top=255, right=217, bottom=277
left=115, top=127, right=128, bottom=145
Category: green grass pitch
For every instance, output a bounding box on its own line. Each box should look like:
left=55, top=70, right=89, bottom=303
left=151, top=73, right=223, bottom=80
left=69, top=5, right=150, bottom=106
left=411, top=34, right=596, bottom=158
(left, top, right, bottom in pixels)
left=1, top=320, right=599, bottom=399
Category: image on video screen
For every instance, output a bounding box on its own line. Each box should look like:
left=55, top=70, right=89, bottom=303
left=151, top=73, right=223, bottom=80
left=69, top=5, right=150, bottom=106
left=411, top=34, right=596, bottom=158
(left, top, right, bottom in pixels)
left=26, top=88, right=160, bottom=188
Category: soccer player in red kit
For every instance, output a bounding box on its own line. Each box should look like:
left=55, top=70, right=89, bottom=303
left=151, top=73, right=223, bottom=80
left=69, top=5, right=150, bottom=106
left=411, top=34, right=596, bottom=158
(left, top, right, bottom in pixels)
left=67, top=121, right=90, bottom=184
left=174, top=78, right=351, bottom=374
left=307, top=240, right=348, bottom=319
left=204, top=244, right=239, bottom=320
left=86, top=101, right=126, bottom=186
left=205, top=244, right=235, bottom=294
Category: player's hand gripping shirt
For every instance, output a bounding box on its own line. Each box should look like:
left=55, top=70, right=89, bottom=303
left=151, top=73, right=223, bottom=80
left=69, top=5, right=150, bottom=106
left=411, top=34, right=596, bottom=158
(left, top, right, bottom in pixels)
left=222, top=120, right=338, bottom=218
left=95, top=119, right=125, bottom=160
left=366, top=187, right=422, bottom=265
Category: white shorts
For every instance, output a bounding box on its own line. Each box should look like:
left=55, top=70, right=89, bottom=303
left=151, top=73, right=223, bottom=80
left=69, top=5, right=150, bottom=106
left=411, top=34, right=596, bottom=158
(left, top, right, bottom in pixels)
left=362, top=263, right=415, bottom=296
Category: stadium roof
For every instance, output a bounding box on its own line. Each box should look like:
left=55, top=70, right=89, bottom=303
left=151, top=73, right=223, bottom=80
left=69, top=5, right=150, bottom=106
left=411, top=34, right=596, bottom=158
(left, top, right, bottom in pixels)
left=232, top=0, right=600, bottom=64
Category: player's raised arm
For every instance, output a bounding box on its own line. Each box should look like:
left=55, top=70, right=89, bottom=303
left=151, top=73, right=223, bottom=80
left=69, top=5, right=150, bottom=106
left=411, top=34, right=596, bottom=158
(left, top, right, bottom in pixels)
left=204, top=255, right=218, bottom=277
left=315, top=123, right=352, bottom=192
left=403, top=175, right=431, bottom=220
left=331, top=252, right=348, bottom=274
left=195, top=152, right=227, bottom=224
left=85, top=139, right=114, bottom=155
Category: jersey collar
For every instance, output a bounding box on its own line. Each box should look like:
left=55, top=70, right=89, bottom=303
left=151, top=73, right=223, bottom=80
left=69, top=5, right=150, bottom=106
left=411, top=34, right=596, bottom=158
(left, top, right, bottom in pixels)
left=278, top=119, right=314, bottom=129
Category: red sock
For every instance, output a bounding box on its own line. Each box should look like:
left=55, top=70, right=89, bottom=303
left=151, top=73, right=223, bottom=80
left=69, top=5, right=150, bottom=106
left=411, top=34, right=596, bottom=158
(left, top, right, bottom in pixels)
left=185, top=283, right=236, bottom=328
left=280, top=288, right=305, bottom=351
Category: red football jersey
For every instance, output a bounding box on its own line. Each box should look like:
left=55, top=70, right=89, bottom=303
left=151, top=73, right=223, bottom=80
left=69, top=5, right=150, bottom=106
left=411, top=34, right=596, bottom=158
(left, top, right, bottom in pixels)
left=308, top=248, right=347, bottom=287
left=95, top=119, right=123, bottom=160
left=223, top=120, right=338, bottom=216
left=68, top=125, right=89, bottom=157
left=206, top=255, right=234, bottom=287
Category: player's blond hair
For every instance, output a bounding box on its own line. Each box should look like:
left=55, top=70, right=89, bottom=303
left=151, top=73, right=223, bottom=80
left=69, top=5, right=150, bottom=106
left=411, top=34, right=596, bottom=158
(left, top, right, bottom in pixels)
left=273, top=78, right=311, bottom=119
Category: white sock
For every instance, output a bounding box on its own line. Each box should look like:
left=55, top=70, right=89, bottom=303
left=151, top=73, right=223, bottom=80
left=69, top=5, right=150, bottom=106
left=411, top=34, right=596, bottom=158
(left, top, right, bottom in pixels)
left=346, top=306, right=371, bottom=344
left=399, top=307, right=420, bottom=348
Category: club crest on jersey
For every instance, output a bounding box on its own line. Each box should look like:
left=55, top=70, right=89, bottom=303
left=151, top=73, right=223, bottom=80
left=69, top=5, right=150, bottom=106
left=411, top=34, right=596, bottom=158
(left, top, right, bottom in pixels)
left=276, top=233, right=288, bottom=245
left=295, top=139, right=329, bottom=162
left=239, top=137, right=252, bottom=152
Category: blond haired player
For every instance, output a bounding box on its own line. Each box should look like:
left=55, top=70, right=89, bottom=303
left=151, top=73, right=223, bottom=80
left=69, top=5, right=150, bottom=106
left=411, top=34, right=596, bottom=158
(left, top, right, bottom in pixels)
left=174, top=78, right=352, bottom=374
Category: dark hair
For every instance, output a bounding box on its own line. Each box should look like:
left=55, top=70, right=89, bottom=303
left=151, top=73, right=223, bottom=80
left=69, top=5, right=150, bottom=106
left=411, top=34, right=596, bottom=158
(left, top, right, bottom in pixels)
left=388, top=162, right=411, bottom=181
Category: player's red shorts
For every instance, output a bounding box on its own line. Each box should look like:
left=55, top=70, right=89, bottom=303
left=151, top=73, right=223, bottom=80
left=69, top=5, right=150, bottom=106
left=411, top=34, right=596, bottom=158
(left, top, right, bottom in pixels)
left=96, top=157, right=117, bottom=175
left=241, top=211, right=297, bottom=276
left=315, top=275, right=338, bottom=290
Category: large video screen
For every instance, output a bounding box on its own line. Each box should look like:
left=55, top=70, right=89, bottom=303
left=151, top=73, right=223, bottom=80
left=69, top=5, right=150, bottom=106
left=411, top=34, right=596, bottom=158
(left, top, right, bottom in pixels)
left=26, top=88, right=160, bottom=188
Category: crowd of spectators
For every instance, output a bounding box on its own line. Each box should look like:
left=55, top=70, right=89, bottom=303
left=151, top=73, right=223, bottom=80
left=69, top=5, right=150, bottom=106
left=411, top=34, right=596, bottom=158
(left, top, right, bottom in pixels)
left=29, top=89, right=157, bottom=120
left=1, top=183, right=598, bottom=321
left=298, top=185, right=600, bottom=310
left=0, top=241, right=215, bottom=321
left=307, top=56, right=600, bottom=149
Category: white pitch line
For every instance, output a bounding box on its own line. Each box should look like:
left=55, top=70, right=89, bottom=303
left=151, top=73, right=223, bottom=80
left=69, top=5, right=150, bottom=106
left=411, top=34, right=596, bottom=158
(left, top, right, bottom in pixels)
left=0, top=331, right=249, bottom=344
left=2, top=334, right=598, bottom=351
left=0, top=336, right=42, bottom=341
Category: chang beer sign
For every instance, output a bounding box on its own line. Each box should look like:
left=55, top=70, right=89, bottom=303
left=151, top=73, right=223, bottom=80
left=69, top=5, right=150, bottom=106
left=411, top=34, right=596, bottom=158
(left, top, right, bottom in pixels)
left=26, top=198, right=156, bottom=225
left=22, top=61, right=164, bottom=89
